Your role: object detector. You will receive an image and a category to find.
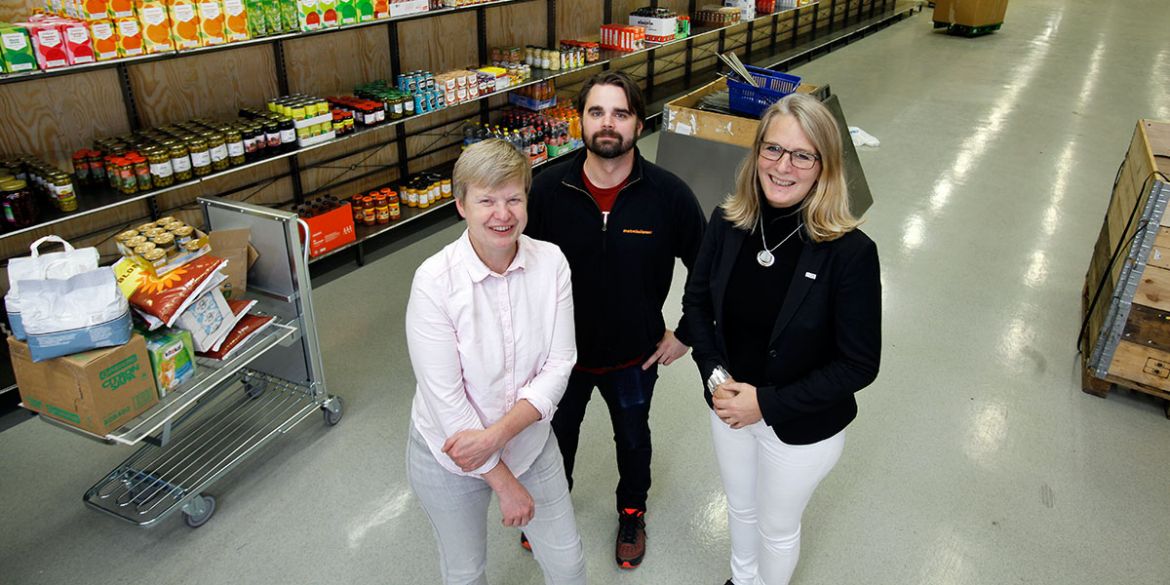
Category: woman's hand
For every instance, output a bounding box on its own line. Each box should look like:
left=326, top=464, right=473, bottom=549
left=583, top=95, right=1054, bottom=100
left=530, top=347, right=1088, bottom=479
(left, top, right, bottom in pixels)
left=442, top=428, right=502, bottom=472
left=712, top=382, right=762, bottom=429
left=483, top=464, right=535, bottom=527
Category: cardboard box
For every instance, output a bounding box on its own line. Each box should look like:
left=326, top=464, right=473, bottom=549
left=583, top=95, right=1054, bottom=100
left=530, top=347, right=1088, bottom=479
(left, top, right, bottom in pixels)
left=137, top=2, right=174, bottom=53
left=222, top=0, right=250, bottom=41
left=0, top=25, right=38, bottom=72
left=933, top=0, right=1008, bottom=27
left=11, top=334, right=159, bottom=436
left=89, top=19, right=119, bottom=60
left=661, top=77, right=818, bottom=148
left=196, top=0, right=226, bottom=45
left=301, top=203, right=355, bottom=258
left=143, top=327, right=196, bottom=396
left=114, top=16, right=145, bottom=56
left=168, top=0, right=201, bottom=49
left=207, top=228, right=255, bottom=299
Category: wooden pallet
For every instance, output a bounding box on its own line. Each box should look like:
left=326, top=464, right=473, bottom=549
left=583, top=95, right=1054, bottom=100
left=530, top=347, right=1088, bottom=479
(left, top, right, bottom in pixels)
left=1080, top=120, right=1170, bottom=417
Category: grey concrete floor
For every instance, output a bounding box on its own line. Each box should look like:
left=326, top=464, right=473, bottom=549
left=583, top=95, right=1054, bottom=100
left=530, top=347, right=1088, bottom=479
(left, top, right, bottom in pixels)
left=5, top=1, right=1170, bottom=583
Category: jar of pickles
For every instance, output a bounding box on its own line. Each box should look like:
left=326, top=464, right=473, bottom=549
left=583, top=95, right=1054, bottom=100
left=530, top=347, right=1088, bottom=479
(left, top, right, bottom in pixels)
left=128, top=154, right=152, bottom=193
left=187, top=136, right=211, bottom=177
left=146, top=147, right=175, bottom=187
left=49, top=172, right=78, bottom=211
left=205, top=131, right=230, bottom=171
left=167, top=140, right=193, bottom=182
left=225, top=127, right=246, bottom=166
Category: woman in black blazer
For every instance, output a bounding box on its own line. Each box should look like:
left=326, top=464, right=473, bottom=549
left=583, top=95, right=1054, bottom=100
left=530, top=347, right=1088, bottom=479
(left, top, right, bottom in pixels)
left=682, top=94, right=881, bottom=585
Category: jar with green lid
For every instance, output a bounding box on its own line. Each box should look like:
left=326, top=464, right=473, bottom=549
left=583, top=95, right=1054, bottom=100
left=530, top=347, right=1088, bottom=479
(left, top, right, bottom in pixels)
left=146, top=147, right=174, bottom=187
left=187, top=136, right=212, bottom=177
left=167, top=140, right=193, bottom=182
left=225, top=127, right=246, bottom=166
left=204, top=131, right=229, bottom=171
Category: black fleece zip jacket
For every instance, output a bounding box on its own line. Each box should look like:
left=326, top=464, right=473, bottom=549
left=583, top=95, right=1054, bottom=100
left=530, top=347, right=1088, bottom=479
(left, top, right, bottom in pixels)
left=525, top=148, right=707, bottom=369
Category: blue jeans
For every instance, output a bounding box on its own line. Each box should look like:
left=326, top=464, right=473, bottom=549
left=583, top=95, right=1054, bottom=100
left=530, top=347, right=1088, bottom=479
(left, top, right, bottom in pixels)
left=551, top=364, right=658, bottom=512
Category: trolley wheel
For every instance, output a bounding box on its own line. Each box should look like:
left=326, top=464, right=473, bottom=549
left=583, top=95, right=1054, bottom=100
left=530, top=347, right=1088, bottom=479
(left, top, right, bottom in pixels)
left=323, top=396, right=343, bottom=426
left=183, top=494, right=216, bottom=528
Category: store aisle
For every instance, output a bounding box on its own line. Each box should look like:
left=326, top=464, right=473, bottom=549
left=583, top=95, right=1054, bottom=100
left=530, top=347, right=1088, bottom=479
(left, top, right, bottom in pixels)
left=3, top=1, right=1170, bottom=584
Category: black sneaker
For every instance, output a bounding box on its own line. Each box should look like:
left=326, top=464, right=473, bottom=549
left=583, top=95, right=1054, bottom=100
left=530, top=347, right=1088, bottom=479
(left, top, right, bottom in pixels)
left=615, top=508, right=646, bottom=569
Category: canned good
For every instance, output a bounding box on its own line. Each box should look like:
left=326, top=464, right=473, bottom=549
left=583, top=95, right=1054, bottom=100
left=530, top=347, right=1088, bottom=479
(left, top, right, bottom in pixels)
left=133, top=242, right=158, bottom=256
left=163, top=221, right=185, bottom=232
left=144, top=227, right=167, bottom=239
left=173, top=225, right=195, bottom=244
left=152, top=232, right=176, bottom=254
left=143, top=248, right=167, bottom=268
left=183, top=240, right=204, bottom=253
left=136, top=222, right=157, bottom=233
left=156, top=216, right=178, bottom=226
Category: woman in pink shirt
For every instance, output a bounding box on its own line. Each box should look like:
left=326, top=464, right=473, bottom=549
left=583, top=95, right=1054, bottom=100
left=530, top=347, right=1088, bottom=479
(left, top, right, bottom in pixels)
left=405, top=139, right=586, bottom=585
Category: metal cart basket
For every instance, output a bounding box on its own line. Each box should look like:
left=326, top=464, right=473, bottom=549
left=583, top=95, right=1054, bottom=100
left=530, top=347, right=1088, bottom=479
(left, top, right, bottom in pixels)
left=38, top=196, right=342, bottom=528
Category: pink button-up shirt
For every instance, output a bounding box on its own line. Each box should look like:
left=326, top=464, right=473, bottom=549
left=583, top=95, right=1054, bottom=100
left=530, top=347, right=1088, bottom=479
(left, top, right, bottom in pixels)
left=406, top=230, right=576, bottom=477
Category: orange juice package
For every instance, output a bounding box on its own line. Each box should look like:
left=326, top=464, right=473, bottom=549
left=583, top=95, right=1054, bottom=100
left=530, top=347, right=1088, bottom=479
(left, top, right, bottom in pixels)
left=167, top=0, right=200, bottom=49
left=114, top=16, right=144, bottom=56
left=137, top=1, right=174, bottom=53
left=221, top=0, right=249, bottom=42
left=83, top=0, right=111, bottom=20
left=107, top=0, right=134, bottom=18
left=196, top=0, right=225, bottom=45
left=89, top=19, right=119, bottom=60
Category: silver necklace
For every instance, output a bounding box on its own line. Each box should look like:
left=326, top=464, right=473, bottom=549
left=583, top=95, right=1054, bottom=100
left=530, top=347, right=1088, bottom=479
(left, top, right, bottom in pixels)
left=757, top=215, right=803, bottom=267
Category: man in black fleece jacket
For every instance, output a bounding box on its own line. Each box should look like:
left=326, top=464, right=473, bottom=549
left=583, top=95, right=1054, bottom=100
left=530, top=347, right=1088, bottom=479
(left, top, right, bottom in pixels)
left=525, top=71, right=706, bottom=570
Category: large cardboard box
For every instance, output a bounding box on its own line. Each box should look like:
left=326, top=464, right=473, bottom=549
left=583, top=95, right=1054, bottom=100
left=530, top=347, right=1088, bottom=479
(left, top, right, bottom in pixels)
left=662, top=78, right=819, bottom=148
left=933, top=0, right=1008, bottom=27
left=11, top=334, right=159, bottom=435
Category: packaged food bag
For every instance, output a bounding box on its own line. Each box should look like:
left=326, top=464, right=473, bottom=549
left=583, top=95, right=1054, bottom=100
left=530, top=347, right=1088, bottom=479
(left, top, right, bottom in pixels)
left=5, top=236, right=100, bottom=340
left=196, top=312, right=274, bottom=360
left=129, top=255, right=228, bottom=328
left=19, top=268, right=132, bottom=362
left=174, top=287, right=234, bottom=351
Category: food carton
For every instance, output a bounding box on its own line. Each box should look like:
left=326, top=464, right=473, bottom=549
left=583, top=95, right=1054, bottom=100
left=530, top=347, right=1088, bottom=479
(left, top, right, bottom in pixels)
left=196, top=0, right=226, bottom=45
left=280, top=0, right=298, bottom=31
left=372, top=0, right=387, bottom=18
left=336, top=0, right=356, bottom=25
left=107, top=0, right=134, bottom=18
left=24, top=22, right=70, bottom=69
left=89, top=19, right=119, bottom=60
left=114, top=15, right=145, bottom=56
left=60, top=18, right=96, bottom=64
left=263, top=0, right=284, bottom=33
left=137, top=1, right=174, bottom=53
left=222, top=0, right=249, bottom=41
left=354, top=0, right=373, bottom=22
left=317, top=0, right=338, bottom=28
left=167, top=0, right=201, bottom=49
left=0, top=24, right=38, bottom=72
left=83, top=0, right=111, bottom=21
left=143, top=328, right=196, bottom=396
left=296, top=0, right=320, bottom=30
left=245, top=0, right=267, bottom=36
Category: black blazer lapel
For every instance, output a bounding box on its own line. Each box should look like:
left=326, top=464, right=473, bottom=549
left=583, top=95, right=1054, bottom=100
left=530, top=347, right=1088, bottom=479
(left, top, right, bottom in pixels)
left=712, top=224, right=746, bottom=327
left=770, top=242, right=830, bottom=344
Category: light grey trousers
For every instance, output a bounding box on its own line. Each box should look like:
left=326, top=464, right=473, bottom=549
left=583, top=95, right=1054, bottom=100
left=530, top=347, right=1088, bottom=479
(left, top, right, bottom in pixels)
left=407, top=426, right=587, bottom=585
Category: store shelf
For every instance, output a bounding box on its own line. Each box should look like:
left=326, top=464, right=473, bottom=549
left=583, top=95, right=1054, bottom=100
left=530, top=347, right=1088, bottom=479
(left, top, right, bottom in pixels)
left=307, top=142, right=583, bottom=263
left=31, top=321, right=297, bottom=446
left=0, top=0, right=544, bottom=87
left=0, top=2, right=832, bottom=243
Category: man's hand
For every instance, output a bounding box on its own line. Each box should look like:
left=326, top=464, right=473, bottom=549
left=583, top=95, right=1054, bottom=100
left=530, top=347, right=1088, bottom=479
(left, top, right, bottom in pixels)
left=712, top=382, right=762, bottom=429
left=442, top=428, right=502, bottom=472
left=642, top=329, right=690, bottom=370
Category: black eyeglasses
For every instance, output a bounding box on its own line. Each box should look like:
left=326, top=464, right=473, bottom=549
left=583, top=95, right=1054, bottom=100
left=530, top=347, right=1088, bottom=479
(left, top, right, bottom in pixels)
left=759, top=143, right=820, bottom=169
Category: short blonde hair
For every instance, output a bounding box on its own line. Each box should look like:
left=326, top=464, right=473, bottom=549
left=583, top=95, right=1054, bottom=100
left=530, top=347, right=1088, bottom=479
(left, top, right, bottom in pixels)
left=452, top=139, right=532, bottom=202
left=720, top=93, right=859, bottom=242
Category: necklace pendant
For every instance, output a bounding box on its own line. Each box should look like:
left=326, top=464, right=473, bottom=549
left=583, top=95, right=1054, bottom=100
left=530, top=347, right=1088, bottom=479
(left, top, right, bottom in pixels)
left=756, top=249, right=775, bottom=267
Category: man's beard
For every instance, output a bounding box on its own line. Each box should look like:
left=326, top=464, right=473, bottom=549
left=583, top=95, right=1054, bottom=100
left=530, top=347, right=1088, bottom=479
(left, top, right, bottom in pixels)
left=586, top=130, right=635, bottom=159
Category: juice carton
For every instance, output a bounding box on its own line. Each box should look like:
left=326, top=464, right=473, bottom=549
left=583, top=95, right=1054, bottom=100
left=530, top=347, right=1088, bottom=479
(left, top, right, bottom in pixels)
left=60, top=18, right=96, bottom=64
left=245, top=0, right=267, bottom=36
left=82, top=0, right=110, bottom=20
left=222, top=0, right=248, bottom=41
left=372, top=0, right=386, bottom=19
left=317, top=0, right=337, bottom=28
left=280, top=0, right=297, bottom=31
left=354, top=0, right=373, bottom=22
left=0, top=24, right=38, bottom=72
left=336, top=0, right=356, bottom=25
left=89, top=19, right=119, bottom=60
left=107, top=0, right=134, bottom=18
left=114, top=16, right=144, bottom=56
left=24, top=22, right=70, bottom=69
left=263, top=0, right=283, bottom=34
left=167, top=0, right=201, bottom=49
left=196, top=0, right=225, bottom=45
left=137, top=1, right=174, bottom=53
left=296, top=0, right=320, bottom=31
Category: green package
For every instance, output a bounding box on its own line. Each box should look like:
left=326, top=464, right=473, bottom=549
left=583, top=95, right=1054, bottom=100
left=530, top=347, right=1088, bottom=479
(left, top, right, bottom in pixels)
left=281, top=0, right=298, bottom=32
left=0, top=24, right=37, bottom=73
left=354, top=0, right=373, bottom=22
left=336, top=0, right=356, bottom=25
left=143, top=328, right=196, bottom=398
left=246, top=0, right=268, bottom=36
left=264, top=0, right=284, bottom=34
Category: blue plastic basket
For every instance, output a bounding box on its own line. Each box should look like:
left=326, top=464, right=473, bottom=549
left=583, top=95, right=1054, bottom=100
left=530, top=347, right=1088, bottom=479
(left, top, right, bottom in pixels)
left=727, top=65, right=802, bottom=118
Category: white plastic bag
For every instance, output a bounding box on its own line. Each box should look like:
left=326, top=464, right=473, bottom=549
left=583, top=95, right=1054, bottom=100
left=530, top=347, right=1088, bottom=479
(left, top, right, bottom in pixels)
left=19, top=267, right=131, bottom=362
left=5, top=236, right=100, bottom=340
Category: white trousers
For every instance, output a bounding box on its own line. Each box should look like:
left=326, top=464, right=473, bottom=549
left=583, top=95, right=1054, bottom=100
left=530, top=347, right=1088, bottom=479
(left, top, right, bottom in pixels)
left=709, top=410, right=845, bottom=585
left=407, top=426, right=586, bottom=585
